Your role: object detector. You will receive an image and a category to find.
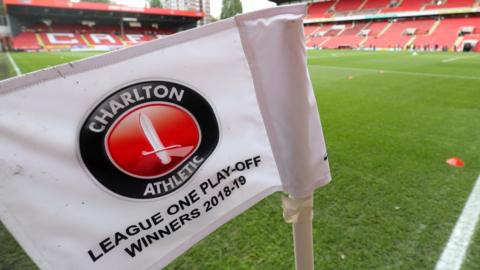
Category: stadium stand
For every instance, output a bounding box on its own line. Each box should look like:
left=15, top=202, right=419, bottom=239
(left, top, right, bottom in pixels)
left=306, top=1, right=335, bottom=18
left=363, top=19, right=435, bottom=48
left=381, top=0, right=432, bottom=13
left=6, top=0, right=480, bottom=53
left=424, top=0, right=476, bottom=10
left=39, top=32, right=87, bottom=48
left=413, top=17, right=480, bottom=50
left=304, top=25, right=321, bottom=36
left=5, top=0, right=203, bottom=51
left=83, top=33, right=124, bottom=47
left=11, top=32, right=41, bottom=50
left=363, top=21, right=390, bottom=37
left=304, top=0, right=480, bottom=52
left=121, top=34, right=155, bottom=46
left=361, top=0, right=391, bottom=10
left=334, top=0, right=364, bottom=13
left=9, top=20, right=176, bottom=50
left=322, top=22, right=368, bottom=48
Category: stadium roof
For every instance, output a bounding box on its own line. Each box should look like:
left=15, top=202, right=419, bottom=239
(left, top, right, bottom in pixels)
left=3, top=0, right=204, bottom=19
left=268, top=0, right=305, bottom=4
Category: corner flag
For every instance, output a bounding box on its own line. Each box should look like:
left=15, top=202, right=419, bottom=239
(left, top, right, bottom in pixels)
left=0, top=4, right=330, bottom=269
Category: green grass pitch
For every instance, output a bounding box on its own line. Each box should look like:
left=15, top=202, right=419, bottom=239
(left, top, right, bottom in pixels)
left=0, top=50, right=479, bottom=269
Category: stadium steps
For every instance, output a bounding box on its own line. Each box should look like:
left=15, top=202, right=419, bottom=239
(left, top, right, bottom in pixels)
left=311, top=26, right=323, bottom=36
left=80, top=35, right=92, bottom=47
left=359, top=36, right=369, bottom=46
left=360, top=21, right=390, bottom=46
left=305, top=35, right=313, bottom=45
left=363, top=21, right=373, bottom=29
left=358, top=0, right=368, bottom=10
left=420, top=0, right=431, bottom=10
left=378, top=21, right=393, bottom=37
left=428, top=20, right=441, bottom=35
left=381, top=0, right=431, bottom=13
left=395, top=0, right=405, bottom=8
left=362, top=0, right=391, bottom=10
left=331, top=0, right=340, bottom=11
left=358, top=21, right=372, bottom=46
left=306, top=1, right=336, bottom=18
left=405, top=36, right=416, bottom=48
left=454, top=36, right=465, bottom=49
left=412, top=17, right=479, bottom=50
left=423, top=0, right=437, bottom=10
left=118, top=36, right=128, bottom=46
left=305, top=36, right=312, bottom=45
left=35, top=33, right=44, bottom=48
left=320, top=37, right=331, bottom=46
left=425, top=0, right=475, bottom=10
left=363, top=19, right=435, bottom=48
left=336, top=27, right=347, bottom=37
left=322, top=22, right=369, bottom=48
left=304, top=25, right=323, bottom=37
left=334, top=0, right=365, bottom=13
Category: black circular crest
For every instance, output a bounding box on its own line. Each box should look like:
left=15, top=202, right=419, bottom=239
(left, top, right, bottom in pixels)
left=79, top=81, right=219, bottom=200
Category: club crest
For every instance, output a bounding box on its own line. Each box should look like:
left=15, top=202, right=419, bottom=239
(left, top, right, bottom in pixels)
left=79, top=81, right=219, bottom=200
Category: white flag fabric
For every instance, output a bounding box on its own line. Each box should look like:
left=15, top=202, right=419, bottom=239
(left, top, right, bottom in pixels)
left=0, top=4, right=330, bottom=270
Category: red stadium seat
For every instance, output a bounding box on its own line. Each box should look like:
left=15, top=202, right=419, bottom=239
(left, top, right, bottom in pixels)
left=121, top=34, right=154, bottom=45
left=11, top=32, right=41, bottom=50
left=51, top=24, right=92, bottom=33
left=304, top=25, right=321, bottom=36
left=334, top=0, right=364, bottom=12
left=304, top=16, right=480, bottom=51
left=307, top=0, right=476, bottom=19
left=414, top=17, right=480, bottom=50
left=364, top=19, right=435, bottom=48
left=83, top=33, right=123, bottom=46
left=363, top=21, right=390, bottom=36
left=361, top=0, right=391, bottom=10
left=93, top=25, right=120, bottom=34
left=39, top=32, right=88, bottom=48
left=323, top=22, right=369, bottom=48
left=424, top=0, right=475, bottom=10
left=381, top=0, right=431, bottom=13
left=306, top=36, right=331, bottom=47
left=306, top=1, right=335, bottom=18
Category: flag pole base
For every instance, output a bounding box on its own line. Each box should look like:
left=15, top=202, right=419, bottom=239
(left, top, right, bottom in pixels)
left=282, top=193, right=314, bottom=270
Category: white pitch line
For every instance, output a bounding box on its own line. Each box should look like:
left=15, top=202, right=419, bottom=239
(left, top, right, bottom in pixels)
left=309, top=52, right=380, bottom=59
left=441, top=55, right=478, bottom=63
left=6, top=52, right=22, bottom=76
left=435, top=175, right=480, bottom=270
left=310, top=65, right=480, bottom=80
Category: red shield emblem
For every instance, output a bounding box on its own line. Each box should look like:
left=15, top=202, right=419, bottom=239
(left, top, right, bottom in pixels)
left=79, top=81, right=219, bottom=200
left=106, top=103, right=201, bottom=179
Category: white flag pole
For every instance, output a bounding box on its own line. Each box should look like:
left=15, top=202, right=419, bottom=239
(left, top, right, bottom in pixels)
left=283, top=193, right=315, bottom=270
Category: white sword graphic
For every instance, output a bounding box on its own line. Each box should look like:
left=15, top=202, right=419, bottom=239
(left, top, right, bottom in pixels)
left=139, top=113, right=194, bottom=164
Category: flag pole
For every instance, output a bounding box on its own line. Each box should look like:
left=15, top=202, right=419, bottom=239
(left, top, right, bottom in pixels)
left=283, top=193, right=314, bottom=270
